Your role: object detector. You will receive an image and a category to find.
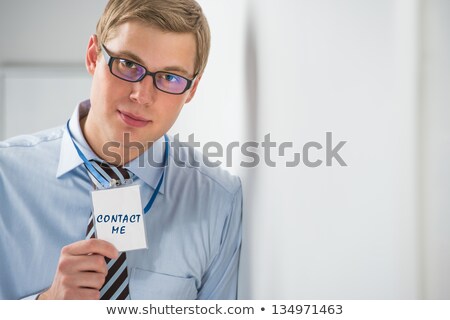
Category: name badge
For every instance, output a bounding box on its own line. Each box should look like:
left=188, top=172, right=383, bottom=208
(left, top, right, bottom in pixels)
left=91, top=184, right=147, bottom=252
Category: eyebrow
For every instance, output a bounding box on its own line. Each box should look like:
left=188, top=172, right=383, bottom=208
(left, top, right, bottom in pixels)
left=114, top=49, right=193, bottom=78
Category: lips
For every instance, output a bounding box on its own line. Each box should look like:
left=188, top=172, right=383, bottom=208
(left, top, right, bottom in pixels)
left=118, top=110, right=151, bottom=128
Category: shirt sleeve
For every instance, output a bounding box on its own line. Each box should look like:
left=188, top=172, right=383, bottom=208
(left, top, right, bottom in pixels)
left=197, top=182, right=243, bottom=299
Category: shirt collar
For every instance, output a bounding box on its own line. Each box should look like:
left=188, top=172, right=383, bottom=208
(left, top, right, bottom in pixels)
left=56, top=100, right=166, bottom=194
left=124, top=135, right=166, bottom=194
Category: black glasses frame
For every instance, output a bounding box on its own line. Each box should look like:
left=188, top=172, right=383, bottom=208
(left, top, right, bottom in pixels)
left=101, top=44, right=197, bottom=95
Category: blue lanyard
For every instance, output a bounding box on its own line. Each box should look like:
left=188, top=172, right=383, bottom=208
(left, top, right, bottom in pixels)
left=66, top=120, right=168, bottom=214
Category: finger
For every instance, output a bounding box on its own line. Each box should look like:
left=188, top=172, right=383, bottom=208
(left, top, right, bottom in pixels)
left=72, top=272, right=107, bottom=290
left=84, top=255, right=109, bottom=275
left=62, top=239, right=119, bottom=259
left=64, top=287, right=101, bottom=300
left=60, top=254, right=108, bottom=275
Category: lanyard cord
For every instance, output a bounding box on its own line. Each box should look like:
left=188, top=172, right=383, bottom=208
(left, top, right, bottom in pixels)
left=66, top=120, right=168, bottom=214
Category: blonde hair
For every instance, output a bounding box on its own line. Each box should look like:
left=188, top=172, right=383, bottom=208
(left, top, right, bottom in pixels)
left=96, top=0, right=211, bottom=75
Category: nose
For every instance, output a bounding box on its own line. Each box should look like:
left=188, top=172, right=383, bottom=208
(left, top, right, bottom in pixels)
left=129, top=75, right=156, bottom=105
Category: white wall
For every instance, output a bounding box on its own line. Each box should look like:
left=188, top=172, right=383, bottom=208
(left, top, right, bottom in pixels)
left=238, top=0, right=421, bottom=299
left=0, top=0, right=107, bottom=64
left=0, top=0, right=105, bottom=138
left=1, top=66, right=91, bottom=138
left=421, top=0, right=450, bottom=299
left=1, top=0, right=449, bottom=299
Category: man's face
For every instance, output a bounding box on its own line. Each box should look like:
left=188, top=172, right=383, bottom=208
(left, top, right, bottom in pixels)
left=84, top=20, right=199, bottom=162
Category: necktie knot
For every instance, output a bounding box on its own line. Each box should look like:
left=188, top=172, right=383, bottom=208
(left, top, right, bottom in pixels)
left=86, top=160, right=133, bottom=189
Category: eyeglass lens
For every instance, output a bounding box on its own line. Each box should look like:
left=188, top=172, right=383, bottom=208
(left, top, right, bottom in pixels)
left=113, top=58, right=189, bottom=94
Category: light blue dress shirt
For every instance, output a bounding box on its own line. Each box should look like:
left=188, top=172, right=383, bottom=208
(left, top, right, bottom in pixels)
left=0, top=100, right=242, bottom=300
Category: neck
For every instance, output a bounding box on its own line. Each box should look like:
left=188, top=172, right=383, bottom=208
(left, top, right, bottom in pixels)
left=80, top=115, right=144, bottom=166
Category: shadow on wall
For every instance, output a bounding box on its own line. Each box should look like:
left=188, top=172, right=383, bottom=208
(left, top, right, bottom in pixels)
left=238, top=1, right=259, bottom=299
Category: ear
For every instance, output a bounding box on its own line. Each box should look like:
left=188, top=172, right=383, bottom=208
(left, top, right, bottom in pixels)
left=185, top=74, right=202, bottom=104
left=85, top=34, right=99, bottom=76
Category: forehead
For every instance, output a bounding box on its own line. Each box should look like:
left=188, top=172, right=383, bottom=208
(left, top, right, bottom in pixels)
left=105, top=21, right=197, bottom=76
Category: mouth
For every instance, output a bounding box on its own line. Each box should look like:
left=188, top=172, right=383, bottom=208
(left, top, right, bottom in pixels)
left=118, top=110, right=151, bottom=128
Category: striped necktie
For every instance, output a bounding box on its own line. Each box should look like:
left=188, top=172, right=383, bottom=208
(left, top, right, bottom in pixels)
left=85, top=161, right=132, bottom=300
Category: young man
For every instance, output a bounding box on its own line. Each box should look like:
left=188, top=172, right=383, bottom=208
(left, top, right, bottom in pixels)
left=0, top=0, right=242, bottom=300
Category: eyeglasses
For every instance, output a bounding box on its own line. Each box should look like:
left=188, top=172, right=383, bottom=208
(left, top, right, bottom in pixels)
left=101, top=44, right=196, bottom=95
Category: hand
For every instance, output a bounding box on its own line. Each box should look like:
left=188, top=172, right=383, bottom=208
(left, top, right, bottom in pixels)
left=38, top=239, right=118, bottom=300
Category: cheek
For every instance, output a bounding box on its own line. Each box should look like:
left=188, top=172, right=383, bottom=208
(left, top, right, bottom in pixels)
left=151, top=101, right=185, bottom=136
left=167, top=107, right=185, bottom=132
left=164, top=99, right=185, bottom=122
left=90, top=71, right=110, bottom=106
left=91, top=76, right=128, bottom=107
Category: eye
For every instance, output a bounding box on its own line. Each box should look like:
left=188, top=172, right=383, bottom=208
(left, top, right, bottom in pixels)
left=119, top=59, right=137, bottom=69
left=164, top=74, right=178, bottom=82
